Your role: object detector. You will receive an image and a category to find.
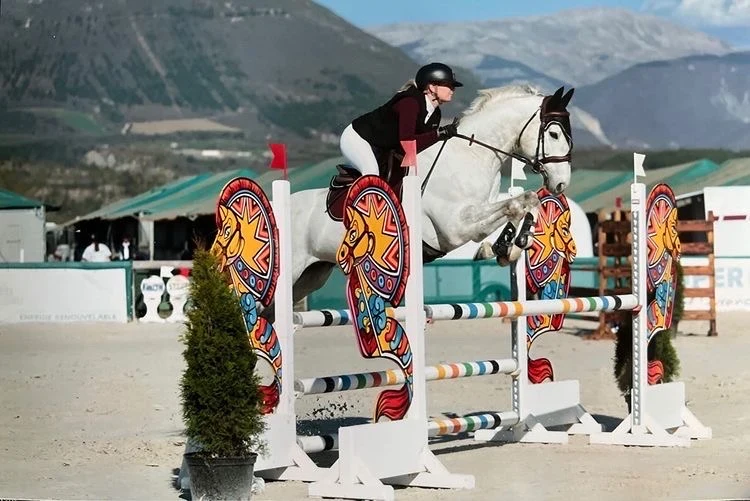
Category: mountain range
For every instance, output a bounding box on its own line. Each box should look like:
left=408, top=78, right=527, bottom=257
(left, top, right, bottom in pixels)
left=1, top=2, right=748, bottom=157
left=0, top=0, right=480, bottom=152
left=574, top=52, right=750, bottom=150
left=370, top=8, right=750, bottom=150
left=369, top=8, right=733, bottom=88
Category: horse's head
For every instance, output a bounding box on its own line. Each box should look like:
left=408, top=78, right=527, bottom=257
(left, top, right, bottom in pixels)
left=553, top=209, right=577, bottom=262
left=517, top=86, right=574, bottom=195
left=337, top=206, right=374, bottom=275
left=211, top=205, right=243, bottom=270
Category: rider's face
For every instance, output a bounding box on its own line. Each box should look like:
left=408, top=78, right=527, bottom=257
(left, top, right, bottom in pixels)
left=428, top=84, right=454, bottom=104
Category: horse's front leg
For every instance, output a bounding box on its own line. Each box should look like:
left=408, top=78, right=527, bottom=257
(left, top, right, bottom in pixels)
left=462, top=191, right=540, bottom=264
left=458, top=191, right=539, bottom=241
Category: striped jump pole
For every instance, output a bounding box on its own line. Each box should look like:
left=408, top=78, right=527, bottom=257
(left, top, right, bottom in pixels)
left=309, top=412, right=518, bottom=440
left=425, top=294, right=637, bottom=322
left=294, top=295, right=636, bottom=328
left=428, top=411, right=520, bottom=437
left=297, top=411, right=521, bottom=454
left=295, top=358, right=518, bottom=395
left=293, top=307, right=406, bottom=328
left=298, top=434, right=339, bottom=454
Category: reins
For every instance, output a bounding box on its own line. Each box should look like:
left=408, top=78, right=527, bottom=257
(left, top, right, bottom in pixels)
left=419, top=100, right=575, bottom=195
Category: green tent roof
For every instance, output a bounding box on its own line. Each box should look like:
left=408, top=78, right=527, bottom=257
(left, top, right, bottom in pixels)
left=139, top=168, right=261, bottom=221
left=140, top=159, right=344, bottom=221
left=67, top=155, right=750, bottom=224
left=73, top=173, right=213, bottom=222
left=0, top=188, right=46, bottom=210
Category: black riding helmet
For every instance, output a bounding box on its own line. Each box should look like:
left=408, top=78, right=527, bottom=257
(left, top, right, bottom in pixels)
left=415, top=62, right=464, bottom=90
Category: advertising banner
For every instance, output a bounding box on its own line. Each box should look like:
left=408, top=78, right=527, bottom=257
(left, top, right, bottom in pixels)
left=0, top=267, right=129, bottom=323
left=681, top=257, right=750, bottom=312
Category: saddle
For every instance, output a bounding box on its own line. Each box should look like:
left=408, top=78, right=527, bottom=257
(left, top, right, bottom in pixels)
left=326, top=148, right=406, bottom=223
left=325, top=149, right=446, bottom=263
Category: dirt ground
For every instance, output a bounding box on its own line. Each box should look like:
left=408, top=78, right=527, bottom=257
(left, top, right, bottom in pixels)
left=1, top=313, right=748, bottom=501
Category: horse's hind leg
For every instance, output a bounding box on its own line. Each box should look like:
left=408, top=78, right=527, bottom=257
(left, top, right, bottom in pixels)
left=292, top=261, right=336, bottom=306
left=258, top=261, right=336, bottom=323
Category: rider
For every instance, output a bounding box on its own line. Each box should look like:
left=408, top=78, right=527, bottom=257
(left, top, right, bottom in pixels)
left=339, top=62, right=463, bottom=177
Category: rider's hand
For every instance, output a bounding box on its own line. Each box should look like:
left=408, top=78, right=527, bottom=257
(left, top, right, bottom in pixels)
left=437, top=118, right=459, bottom=140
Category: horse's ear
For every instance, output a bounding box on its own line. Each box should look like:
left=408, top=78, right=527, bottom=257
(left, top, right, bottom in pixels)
left=552, top=86, right=565, bottom=102
left=219, top=205, right=228, bottom=219
left=560, top=88, right=575, bottom=109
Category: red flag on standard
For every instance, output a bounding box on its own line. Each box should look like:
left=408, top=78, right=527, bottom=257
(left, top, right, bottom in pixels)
left=268, top=143, right=288, bottom=177
left=400, top=140, right=417, bottom=168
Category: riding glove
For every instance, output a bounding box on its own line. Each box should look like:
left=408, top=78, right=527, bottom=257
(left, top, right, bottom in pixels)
left=437, top=118, right=459, bottom=140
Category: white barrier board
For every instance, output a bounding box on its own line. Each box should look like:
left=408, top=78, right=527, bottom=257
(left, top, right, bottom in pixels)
left=0, top=267, right=128, bottom=323
left=681, top=257, right=750, bottom=312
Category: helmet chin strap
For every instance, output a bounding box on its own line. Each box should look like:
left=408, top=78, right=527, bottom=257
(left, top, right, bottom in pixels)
left=424, top=84, right=443, bottom=105
left=426, top=89, right=439, bottom=105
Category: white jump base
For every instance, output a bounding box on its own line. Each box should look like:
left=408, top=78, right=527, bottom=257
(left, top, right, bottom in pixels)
left=181, top=178, right=710, bottom=500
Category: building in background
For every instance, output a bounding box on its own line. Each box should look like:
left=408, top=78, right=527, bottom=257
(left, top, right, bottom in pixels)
left=0, top=188, right=57, bottom=263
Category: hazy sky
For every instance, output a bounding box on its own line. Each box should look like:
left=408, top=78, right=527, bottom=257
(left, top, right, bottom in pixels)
left=314, top=0, right=750, bottom=46
left=316, top=0, right=643, bottom=26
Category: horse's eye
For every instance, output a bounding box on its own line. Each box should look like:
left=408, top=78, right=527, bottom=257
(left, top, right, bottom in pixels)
left=550, top=130, right=559, bottom=140
left=349, top=230, right=357, bottom=241
left=224, top=227, right=231, bottom=237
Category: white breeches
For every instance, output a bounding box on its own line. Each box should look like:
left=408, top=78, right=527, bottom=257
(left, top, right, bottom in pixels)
left=339, top=124, right=380, bottom=176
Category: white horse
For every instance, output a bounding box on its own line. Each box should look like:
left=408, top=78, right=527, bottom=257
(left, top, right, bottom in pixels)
left=283, top=84, right=575, bottom=314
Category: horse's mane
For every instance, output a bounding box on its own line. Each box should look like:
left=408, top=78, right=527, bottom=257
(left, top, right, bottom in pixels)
left=461, top=84, right=543, bottom=117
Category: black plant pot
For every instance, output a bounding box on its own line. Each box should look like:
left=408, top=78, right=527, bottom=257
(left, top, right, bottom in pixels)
left=184, top=452, right=257, bottom=501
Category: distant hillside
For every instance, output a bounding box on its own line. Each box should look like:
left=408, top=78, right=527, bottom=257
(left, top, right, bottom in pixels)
left=0, top=0, right=480, bottom=147
left=575, top=52, right=750, bottom=150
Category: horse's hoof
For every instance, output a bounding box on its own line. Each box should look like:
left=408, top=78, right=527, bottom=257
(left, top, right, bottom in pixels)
left=472, top=242, right=495, bottom=261
left=496, top=255, right=511, bottom=267
left=507, top=245, right=524, bottom=263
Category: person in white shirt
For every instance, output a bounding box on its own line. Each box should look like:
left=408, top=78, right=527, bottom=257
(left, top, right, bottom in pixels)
left=116, top=235, right=134, bottom=261
left=81, top=234, right=112, bottom=262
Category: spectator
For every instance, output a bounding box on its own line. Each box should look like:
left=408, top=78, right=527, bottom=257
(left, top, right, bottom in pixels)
left=81, top=234, right=112, bottom=262
left=115, top=235, right=135, bottom=261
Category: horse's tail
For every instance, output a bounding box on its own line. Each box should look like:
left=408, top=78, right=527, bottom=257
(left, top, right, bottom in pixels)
left=375, top=383, right=412, bottom=422
left=528, top=356, right=554, bottom=384
left=647, top=360, right=664, bottom=385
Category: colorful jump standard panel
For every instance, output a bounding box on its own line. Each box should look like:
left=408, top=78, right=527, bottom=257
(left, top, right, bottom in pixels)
left=308, top=148, right=473, bottom=500
left=248, top=180, right=325, bottom=480
left=472, top=250, right=603, bottom=445
left=178, top=178, right=325, bottom=492
left=589, top=182, right=711, bottom=447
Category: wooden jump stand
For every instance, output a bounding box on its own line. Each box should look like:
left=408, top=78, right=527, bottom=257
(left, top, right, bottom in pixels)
left=677, top=212, right=718, bottom=337
left=585, top=208, right=717, bottom=339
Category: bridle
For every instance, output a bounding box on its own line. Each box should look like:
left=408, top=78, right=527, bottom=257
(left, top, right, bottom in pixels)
left=420, top=96, right=573, bottom=194
left=458, top=99, right=573, bottom=176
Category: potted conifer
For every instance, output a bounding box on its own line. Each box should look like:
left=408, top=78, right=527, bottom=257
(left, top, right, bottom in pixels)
left=180, top=247, right=266, bottom=500
left=613, top=261, right=684, bottom=411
